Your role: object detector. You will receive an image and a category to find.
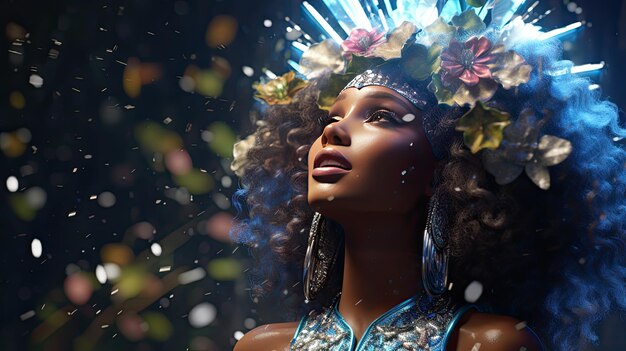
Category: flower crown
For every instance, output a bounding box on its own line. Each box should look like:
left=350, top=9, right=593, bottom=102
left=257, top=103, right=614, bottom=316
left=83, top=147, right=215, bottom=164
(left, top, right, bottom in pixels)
left=244, top=4, right=578, bottom=190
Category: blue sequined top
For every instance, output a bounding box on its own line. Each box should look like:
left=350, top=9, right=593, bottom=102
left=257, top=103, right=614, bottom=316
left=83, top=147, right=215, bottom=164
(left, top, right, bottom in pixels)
left=290, top=293, right=475, bottom=351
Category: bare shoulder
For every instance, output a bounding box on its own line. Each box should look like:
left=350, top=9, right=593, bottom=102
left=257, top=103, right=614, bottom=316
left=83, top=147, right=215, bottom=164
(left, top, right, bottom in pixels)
left=233, top=322, right=300, bottom=351
left=447, top=310, right=543, bottom=351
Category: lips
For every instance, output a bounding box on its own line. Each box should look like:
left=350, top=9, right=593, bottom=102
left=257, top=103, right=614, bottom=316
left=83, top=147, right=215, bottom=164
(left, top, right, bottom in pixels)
left=314, top=148, right=352, bottom=170
left=312, top=148, right=352, bottom=182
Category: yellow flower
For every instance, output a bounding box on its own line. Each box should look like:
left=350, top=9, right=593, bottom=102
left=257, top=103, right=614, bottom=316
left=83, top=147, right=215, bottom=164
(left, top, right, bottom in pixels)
left=253, top=71, right=307, bottom=105
left=230, top=134, right=255, bottom=177
left=455, top=101, right=511, bottom=154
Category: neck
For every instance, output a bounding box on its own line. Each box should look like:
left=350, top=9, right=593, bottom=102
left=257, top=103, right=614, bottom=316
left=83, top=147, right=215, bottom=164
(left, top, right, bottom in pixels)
left=336, top=209, right=426, bottom=340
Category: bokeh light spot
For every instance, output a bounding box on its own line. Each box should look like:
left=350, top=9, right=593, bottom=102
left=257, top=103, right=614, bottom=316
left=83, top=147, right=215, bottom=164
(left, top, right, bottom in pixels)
left=101, top=243, right=134, bottom=266
left=165, top=149, right=193, bottom=176
left=97, top=191, right=117, bottom=208
left=143, top=312, right=173, bottom=341
left=173, top=169, right=214, bottom=194
left=1, top=131, right=27, bottom=157
left=117, top=313, right=147, bottom=341
left=129, top=221, right=156, bottom=240
left=9, top=91, right=25, bottom=109
left=207, top=258, right=242, bottom=281
left=64, top=273, right=93, bottom=305
left=195, top=70, right=224, bottom=97
left=205, top=212, right=233, bottom=243
left=188, top=302, right=216, bottom=328
left=207, top=121, right=236, bottom=158
left=205, top=15, right=238, bottom=48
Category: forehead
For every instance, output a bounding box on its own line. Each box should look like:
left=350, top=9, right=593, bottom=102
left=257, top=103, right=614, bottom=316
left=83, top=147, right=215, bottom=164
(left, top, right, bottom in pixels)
left=334, top=86, right=416, bottom=111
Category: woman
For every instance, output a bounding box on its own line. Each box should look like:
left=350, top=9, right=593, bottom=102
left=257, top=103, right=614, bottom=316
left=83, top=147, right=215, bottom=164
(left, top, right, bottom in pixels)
left=230, top=6, right=626, bottom=351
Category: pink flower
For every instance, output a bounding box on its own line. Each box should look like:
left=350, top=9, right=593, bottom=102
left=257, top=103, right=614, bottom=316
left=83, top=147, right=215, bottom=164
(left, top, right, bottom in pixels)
left=341, top=28, right=386, bottom=58
left=440, top=36, right=496, bottom=86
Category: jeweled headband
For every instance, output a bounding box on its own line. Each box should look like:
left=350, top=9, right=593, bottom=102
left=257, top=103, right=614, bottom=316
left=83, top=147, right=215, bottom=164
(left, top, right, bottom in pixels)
left=342, top=69, right=429, bottom=109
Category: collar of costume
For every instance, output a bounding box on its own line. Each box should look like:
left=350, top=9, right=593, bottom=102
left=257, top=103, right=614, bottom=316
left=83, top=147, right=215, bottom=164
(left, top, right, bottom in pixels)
left=290, top=293, right=475, bottom=351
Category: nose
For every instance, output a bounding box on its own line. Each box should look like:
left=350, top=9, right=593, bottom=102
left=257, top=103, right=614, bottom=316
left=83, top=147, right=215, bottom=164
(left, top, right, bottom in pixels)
left=321, top=118, right=351, bottom=147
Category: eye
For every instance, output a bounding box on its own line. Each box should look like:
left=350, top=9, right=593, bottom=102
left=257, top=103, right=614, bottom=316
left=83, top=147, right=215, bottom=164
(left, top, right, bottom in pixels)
left=319, top=115, right=343, bottom=127
left=365, top=110, right=399, bottom=124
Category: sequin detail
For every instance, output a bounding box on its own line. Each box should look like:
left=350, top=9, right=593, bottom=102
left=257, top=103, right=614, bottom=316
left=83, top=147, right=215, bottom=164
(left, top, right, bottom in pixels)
left=342, top=69, right=429, bottom=109
left=291, top=294, right=463, bottom=351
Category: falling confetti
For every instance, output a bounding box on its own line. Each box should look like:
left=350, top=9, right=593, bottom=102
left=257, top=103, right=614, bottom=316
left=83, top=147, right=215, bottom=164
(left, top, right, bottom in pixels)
left=31, top=238, right=42, bottom=258
left=95, top=265, right=107, bottom=284
left=6, top=176, right=18, bottom=192
left=150, top=243, right=162, bottom=257
left=464, top=281, right=484, bottom=303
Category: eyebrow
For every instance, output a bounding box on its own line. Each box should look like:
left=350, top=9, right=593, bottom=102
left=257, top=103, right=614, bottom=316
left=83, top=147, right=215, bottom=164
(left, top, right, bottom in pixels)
left=362, top=90, right=414, bottom=111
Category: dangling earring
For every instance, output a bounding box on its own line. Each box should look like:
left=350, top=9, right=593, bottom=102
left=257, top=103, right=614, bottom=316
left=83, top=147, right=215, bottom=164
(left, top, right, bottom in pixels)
left=422, top=192, right=450, bottom=296
left=303, top=212, right=341, bottom=301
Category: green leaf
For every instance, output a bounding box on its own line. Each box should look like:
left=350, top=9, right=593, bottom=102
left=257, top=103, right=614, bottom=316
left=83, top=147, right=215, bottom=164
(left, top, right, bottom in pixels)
left=317, top=72, right=356, bottom=111
left=428, top=73, right=455, bottom=106
left=345, top=54, right=382, bottom=74
left=491, top=48, right=532, bottom=89
left=401, top=43, right=442, bottom=81
left=451, top=10, right=486, bottom=33
left=455, top=101, right=511, bottom=153
left=299, top=39, right=346, bottom=78
left=424, top=17, right=455, bottom=37
left=370, top=21, right=417, bottom=60
left=453, top=79, right=499, bottom=107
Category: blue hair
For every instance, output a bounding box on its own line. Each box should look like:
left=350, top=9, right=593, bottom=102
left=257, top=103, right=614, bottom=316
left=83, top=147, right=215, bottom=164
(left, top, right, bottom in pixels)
left=509, top=36, right=626, bottom=349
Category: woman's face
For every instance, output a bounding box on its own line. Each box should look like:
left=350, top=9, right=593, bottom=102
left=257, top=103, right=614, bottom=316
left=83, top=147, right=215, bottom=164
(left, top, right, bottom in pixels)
left=307, top=85, right=439, bottom=219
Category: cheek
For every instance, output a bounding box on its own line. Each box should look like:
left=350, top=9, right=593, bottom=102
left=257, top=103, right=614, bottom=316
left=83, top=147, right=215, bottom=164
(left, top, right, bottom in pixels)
left=356, top=139, right=423, bottom=187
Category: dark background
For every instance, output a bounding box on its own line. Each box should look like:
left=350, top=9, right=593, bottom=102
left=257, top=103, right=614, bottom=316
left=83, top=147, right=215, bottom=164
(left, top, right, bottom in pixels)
left=1, top=0, right=625, bottom=350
